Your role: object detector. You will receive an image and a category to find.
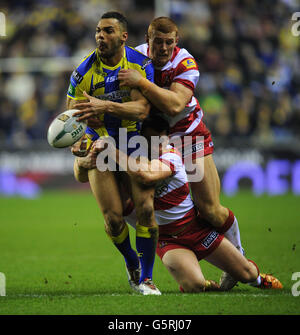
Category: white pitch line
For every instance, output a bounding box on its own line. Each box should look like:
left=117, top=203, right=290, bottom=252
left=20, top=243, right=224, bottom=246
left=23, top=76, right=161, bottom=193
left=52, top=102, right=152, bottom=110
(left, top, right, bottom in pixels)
left=2, top=292, right=293, bottom=298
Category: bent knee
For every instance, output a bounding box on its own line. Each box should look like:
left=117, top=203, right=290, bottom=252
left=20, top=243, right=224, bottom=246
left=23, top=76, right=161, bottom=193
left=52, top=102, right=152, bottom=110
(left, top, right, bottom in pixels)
left=135, top=202, right=155, bottom=226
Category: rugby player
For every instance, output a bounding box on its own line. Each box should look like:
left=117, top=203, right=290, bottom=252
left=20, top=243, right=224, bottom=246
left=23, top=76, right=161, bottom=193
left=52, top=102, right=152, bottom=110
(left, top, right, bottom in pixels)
left=68, top=12, right=160, bottom=295
left=117, top=17, right=244, bottom=290
left=86, top=114, right=283, bottom=293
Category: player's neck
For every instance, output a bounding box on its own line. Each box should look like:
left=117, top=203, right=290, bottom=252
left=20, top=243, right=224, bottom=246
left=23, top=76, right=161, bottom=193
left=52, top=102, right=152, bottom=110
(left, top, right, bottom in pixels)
left=100, top=47, right=125, bottom=67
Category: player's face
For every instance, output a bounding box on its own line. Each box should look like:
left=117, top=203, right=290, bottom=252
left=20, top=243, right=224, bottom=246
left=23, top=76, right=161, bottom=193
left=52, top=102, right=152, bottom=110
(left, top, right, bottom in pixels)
left=148, top=30, right=178, bottom=67
left=95, top=18, right=127, bottom=59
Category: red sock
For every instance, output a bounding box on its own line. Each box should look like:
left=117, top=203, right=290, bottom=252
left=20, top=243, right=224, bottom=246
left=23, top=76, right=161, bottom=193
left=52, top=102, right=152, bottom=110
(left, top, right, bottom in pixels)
left=248, top=259, right=260, bottom=277
left=216, top=208, right=234, bottom=234
left=179, top=286, right=185, bottom=293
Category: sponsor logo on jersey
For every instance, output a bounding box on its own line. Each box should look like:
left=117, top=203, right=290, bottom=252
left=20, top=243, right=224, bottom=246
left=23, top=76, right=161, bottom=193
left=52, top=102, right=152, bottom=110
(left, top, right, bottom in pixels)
left=182, top=142, right=204, bottom=157
left=106, top=75, right=118, bottom=83
left=155, top=180, right=169, bottom=197
left=141, top=58, right=152, bottom=70
left=90, top=81, right=105, bottom=94
left=72, top=70, right=83, bottom=84
left=67, top=83, right=76, bottom=97
left=95, top=90, right=130, bottom=101
left=201, top=231, right=219, bottom=249
left=182, top=58, right=197, bottom=69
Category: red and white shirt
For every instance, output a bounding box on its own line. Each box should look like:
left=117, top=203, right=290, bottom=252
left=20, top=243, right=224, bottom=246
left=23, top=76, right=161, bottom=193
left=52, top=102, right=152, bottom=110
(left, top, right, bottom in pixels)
left=135, top=43, right=204, bottom=136
left=124, top=146, right=196, bottom=232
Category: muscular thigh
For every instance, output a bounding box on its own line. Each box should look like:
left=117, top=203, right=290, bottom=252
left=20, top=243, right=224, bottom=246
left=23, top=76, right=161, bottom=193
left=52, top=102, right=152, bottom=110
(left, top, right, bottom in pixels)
left=162, top=248, right=205, bottom=287
left=88, top=168, right=123, bottom=215
left=190, top=154, right=221, bottom=208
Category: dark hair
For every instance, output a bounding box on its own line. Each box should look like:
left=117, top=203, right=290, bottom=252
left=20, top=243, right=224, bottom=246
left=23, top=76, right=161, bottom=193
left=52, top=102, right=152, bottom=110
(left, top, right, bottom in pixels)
left=141, top=112, right=170, bottom=135
left=101, top=11, right=128, bottom=31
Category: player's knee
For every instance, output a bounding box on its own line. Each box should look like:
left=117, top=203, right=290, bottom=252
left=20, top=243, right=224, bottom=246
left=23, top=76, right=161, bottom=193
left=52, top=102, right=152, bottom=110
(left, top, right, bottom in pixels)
left=103, top=210, right=124, bottom=236
left=135, top=202, right=155, bottom=227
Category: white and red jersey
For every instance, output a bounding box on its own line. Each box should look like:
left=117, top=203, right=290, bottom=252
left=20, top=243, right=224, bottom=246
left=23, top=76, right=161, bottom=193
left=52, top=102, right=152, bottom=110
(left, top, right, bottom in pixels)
left=124, top=146, right=197, bottom=233
left=135, top=43, right=204, bottom=136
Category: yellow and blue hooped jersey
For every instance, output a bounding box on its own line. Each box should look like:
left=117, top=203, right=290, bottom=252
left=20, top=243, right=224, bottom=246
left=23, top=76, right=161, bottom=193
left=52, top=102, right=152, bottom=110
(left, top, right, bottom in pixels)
left=67, top=46, right=154, bottom=150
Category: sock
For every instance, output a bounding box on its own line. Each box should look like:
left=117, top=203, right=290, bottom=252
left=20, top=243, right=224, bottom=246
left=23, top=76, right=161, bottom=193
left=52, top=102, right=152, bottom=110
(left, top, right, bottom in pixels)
left=247, top=260, right=261, bottom=287
left=218, top=209, right=244, bottom=255
left=136, top=223, right=158, bottom=283
left=224, top=216, right=244, bottom=255
left=110, top=224, right=139, bottom=270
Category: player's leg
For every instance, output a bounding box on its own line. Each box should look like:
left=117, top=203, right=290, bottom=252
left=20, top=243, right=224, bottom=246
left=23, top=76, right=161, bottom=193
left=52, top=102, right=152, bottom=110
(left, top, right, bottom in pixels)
left=88, top=169, right=140, bottom=276
left=205, top=237, right=257, bottom=283
left=161, top=248, right=219, bottom=292
left=205, top=237, right=283, bottom=289
left=190, top=154, right=244, bottom=254
left=130, top=178, right=161, bottom=295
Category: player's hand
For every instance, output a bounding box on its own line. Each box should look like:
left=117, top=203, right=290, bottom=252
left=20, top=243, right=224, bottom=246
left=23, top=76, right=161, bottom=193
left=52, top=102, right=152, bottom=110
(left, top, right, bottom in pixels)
left=75, top=150, right=98, bottom=170
left=118, top=69, right=143, bottom=88
left=73, top=91, right=107, bottom=121
left=71, top=135, right=90, bottom=157
left=91, top=139, right=108, bottom=153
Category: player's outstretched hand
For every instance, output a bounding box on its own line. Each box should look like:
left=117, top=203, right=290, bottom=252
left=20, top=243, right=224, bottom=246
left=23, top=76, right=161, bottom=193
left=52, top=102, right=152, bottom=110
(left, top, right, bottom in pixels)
left=73, top=91, right=107, bottom=121
left=75, top=150, right=98, bottom=170
left=118, top=69, right=142, bottom=88
left=91, top=139, right=109, bottom=154
left=71, top=135, right=90, bottom=157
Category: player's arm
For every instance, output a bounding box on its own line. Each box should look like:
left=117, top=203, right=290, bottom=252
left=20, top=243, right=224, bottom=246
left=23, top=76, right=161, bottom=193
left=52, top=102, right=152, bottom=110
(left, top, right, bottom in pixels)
left=73, top=157, right=89, bottom=183
left=66, top=96, right=103, bottom=129
left=118, top=69, right=193, bottom=116
left=67, top=96, right=87, bottom=110
left=93, top=140, right=172, bottom=186
left=72, top=88, right=150, bottom=122
left=72, top=138, right=98, bottom=183
left=73, top=151, right=98, bottom=183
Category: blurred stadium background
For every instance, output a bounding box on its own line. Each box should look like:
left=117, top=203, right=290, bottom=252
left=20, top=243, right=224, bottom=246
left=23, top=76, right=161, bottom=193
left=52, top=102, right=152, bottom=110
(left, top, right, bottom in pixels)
left=0, top=0, right=300, bottom=198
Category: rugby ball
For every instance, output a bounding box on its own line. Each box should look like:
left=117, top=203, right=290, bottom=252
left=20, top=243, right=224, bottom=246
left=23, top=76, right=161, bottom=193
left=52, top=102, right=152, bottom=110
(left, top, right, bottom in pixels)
left=47, top=109, right=87, bottom=148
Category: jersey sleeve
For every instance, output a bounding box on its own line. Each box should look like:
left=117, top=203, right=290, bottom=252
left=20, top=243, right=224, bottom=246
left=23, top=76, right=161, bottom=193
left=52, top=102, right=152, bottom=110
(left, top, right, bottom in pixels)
left=143, top=59, right=154, bottom=83
left=67, top=68, right=89, bottom=100
left=173, top=57, right=199, bottom=92
left=159, top=149, right=183, bottom=176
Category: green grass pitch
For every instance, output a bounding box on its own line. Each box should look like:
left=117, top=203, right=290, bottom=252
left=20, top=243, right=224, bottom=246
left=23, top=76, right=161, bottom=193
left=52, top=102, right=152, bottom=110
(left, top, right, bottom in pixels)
left=0, top=190, right=299, bottom=315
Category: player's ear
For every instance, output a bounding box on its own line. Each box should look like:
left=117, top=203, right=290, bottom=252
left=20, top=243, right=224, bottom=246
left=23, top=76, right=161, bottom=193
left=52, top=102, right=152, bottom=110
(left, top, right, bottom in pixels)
left=121, top=31, right=128, bottom=45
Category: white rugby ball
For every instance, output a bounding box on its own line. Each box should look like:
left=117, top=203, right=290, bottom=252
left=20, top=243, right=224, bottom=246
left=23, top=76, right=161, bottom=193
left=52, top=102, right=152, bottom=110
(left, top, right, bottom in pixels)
left=47, top=109, right=87, bottom=148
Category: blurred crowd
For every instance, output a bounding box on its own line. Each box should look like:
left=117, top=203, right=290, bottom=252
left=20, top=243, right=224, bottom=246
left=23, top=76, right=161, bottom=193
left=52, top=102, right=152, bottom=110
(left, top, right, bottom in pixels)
left=0, top=0, right=299, bottom=149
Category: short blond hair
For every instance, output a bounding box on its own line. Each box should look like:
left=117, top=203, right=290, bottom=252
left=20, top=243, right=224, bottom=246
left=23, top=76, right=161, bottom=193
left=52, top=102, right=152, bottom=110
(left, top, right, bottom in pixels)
left=148, top=17, right=178, bottom=37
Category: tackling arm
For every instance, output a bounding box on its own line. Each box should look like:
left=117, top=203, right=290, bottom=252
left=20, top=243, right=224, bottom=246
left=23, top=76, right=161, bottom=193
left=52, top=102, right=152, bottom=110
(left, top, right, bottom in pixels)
left=137, top=80, right=192, bottom=117
left=72, top=89, right=151, bottom=122
left=93, top=140, right=172, bottom=186
left=118, top=69, right=193, bottom=116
